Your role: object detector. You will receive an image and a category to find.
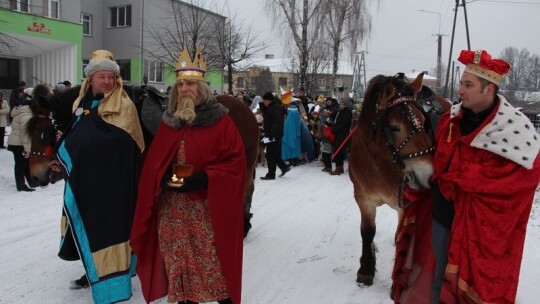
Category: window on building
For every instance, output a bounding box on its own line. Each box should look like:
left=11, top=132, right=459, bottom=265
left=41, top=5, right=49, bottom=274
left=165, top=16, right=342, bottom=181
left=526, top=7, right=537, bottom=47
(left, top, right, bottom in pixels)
left=110, top=5, right=132, bottom=28
left=81, top=13, right=92, bottom=36
left=117, top=59, right=131, bottom=81
left=0, top=58, right=20, bottom=89
left=10, top=0, right=29, bottom=12
left=278, top=77, right=287, bottom=87
left=237, top=77, right=245, bottom=88
left=42, top=0, right=60, bottom=19
left=223, top=75, right=229, bottom=84
left=148, top=61, right=164, bottom=83
left=82, top=59, right=89, bottom=77
left=335, top=79, right=343, bottom=88
left=318, top=79, right=326, bottom=86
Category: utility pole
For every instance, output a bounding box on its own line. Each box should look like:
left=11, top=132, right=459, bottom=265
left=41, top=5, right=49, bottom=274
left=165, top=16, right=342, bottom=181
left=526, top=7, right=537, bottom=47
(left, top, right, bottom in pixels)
left=444, top=0, right=471, bottom=97
left=419, top=9, right=445, bottom=94
left=352, top=51, right=367, bottom=98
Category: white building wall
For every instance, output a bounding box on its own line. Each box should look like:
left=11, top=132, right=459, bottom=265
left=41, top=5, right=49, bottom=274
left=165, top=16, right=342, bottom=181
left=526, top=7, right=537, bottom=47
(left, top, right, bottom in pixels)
left=32, top=44, right=78, bottom=86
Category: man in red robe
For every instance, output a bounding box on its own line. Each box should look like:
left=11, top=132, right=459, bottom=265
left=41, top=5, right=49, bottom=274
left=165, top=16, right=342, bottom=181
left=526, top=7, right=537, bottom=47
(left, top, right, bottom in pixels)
left=130, top=47, right=246, bottom=304
left=432, top=49, right=540, bottom=303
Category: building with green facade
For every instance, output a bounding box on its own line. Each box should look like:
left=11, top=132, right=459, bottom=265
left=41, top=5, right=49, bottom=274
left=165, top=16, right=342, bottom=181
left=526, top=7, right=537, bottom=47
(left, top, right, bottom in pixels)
left=1, top=0, right=225, bottom=93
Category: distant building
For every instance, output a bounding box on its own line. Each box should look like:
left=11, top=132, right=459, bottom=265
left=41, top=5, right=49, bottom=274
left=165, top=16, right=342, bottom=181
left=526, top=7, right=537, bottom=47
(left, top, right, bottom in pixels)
left=226, top=55, right=354, bottom=97
left=0, top=1, right=225, bottom=92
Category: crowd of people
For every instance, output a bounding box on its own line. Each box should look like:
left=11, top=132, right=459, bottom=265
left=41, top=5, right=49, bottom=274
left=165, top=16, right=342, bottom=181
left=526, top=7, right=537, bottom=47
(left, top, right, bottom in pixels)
left=1, top=47, right=539, bottom=304
left=247, top=89, right=360, bottom=179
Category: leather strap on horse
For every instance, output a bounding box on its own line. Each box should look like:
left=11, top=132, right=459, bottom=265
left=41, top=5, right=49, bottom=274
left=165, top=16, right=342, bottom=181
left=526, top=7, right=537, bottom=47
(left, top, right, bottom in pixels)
left=331, top=125, right=358, bottom=160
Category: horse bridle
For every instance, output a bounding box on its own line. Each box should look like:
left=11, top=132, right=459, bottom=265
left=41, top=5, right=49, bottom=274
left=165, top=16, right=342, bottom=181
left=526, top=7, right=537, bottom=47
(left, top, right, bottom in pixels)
left=377, top=95, right=435, bottom=169
left=376, top=92, right=447, bottom=208
left=30, top=113, right=57, bottom=158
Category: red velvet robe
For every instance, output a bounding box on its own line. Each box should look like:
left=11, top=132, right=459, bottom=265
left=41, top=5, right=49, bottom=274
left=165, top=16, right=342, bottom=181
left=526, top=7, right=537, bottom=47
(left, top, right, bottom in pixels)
left=130, top=115, right=246, bottom=304
left=433, top=98, right=540, bottom=303
left=391, top=188, right=435, bottom=304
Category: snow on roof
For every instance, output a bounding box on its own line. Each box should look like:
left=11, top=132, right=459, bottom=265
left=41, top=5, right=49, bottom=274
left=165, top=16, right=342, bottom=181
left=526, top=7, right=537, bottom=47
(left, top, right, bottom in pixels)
left=404, top=72, right=437, bottom=80
left=232, top=57, right=354, bottom=75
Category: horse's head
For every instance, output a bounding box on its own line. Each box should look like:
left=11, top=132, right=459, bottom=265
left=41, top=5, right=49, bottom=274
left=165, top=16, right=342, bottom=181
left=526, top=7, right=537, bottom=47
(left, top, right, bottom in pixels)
left=361, top=73, right=449, bottom=190
left=27, top=96, right=58, bottom=186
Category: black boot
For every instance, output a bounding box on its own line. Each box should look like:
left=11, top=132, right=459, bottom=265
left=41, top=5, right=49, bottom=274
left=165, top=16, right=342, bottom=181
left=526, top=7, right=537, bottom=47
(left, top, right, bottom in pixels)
left=260, top=174, right=275, bottom=180
left=279, top=166, right=290, bottom=177
left=69, top=274, right=89, bottom=289
left=17, top=185, right=35, bottom=192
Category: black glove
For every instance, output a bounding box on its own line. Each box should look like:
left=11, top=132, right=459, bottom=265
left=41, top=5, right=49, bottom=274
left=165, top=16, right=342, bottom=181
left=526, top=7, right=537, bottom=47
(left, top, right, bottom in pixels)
left=268, top=136, right=274, bottom=141
left=176, top=171, right=208, bottom=193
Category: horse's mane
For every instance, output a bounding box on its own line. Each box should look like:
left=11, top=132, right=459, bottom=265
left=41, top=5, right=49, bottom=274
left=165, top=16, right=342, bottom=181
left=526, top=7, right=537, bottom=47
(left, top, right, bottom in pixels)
left=358, top=74, right=415, bottom=131
left=48, top=85, right=82, bottom=133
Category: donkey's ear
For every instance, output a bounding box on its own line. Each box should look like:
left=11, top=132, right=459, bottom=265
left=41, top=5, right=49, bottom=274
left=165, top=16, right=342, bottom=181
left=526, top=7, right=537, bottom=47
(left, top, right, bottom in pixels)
left=410, top=72, right=424, bottom=94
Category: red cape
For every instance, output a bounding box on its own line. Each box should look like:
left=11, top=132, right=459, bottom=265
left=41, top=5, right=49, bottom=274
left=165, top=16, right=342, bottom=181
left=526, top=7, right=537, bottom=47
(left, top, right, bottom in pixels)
left=391, top=188, right=435, bottom=304
left=130, top=116, right=246, bottom=304
left=433, top=110, right=540, bottom=303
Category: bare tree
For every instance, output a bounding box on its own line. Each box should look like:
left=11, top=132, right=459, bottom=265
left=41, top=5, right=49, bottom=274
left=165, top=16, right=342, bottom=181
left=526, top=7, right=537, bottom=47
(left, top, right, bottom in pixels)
left=501, top=47, right=532, bottom=102
left=321, top=0, right=373, bottom=94
left=524, top=54, right=540, bottom=92
left=253, top=67, right=275, bottom=95
left=211, top=8, right=266, bottom=94
left=143, top=0, right=264, bottom=94
left=265, top=0, right=326, bottom=92
left=144, top=0, right=221, bottom=71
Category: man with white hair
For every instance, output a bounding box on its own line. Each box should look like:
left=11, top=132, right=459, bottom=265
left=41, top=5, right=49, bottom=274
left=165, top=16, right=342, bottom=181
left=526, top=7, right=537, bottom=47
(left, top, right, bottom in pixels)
left=131, top=47, right=246, bottom=304
left=50, top=49, right=144, bottom=303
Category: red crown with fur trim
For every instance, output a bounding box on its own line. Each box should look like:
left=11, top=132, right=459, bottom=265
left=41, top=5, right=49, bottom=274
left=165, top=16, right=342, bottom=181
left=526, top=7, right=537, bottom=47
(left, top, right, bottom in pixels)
left=457, top=49, right=511, bottom=86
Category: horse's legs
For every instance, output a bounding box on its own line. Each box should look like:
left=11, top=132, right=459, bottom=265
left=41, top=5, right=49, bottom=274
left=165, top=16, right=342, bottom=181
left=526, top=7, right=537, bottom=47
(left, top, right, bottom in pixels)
left=356, top=194, right=377, bottom=286
left=243, top=170, right=255, bottom=237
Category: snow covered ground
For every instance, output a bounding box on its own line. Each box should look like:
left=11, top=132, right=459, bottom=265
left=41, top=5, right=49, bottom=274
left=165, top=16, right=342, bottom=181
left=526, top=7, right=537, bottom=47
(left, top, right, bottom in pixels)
left=1, top=134, right=539, bottom=303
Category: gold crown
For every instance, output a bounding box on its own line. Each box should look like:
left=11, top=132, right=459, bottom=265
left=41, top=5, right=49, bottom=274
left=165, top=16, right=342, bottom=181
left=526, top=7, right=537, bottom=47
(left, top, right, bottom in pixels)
left=91, top=50, right=116, bottom=61
left=175, top=47, right=206, bottom=81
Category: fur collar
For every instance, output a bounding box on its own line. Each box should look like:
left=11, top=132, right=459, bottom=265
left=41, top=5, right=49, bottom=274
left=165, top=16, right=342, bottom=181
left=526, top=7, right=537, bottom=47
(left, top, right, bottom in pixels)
left=162, top=101, right=228, bottom=129
left=451, top=95, right=539, bottom=169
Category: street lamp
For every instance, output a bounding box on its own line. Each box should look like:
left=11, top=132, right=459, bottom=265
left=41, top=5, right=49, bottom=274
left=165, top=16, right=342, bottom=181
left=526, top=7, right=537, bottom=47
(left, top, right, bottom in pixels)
left=418, top=9, right=443, bottom=94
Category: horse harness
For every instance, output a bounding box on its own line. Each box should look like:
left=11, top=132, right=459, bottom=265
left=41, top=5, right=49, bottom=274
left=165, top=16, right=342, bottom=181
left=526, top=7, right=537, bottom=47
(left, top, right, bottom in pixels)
left=30, top=113, right=57, bottom=158
left=376, top=88, right=447, bottom=207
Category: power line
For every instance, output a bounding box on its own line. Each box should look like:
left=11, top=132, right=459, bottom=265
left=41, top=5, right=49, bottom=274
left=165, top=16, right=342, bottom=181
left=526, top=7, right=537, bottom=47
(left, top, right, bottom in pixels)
left=468, top=0, right=540, bottom=6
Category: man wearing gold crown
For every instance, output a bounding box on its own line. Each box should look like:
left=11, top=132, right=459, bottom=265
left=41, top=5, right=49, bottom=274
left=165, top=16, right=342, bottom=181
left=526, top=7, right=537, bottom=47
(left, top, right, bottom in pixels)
left=431, top=49, right=540, bottom=303
left=49, top=49, right=144, bottom=303
left=131, top=47, right=246, bottom=304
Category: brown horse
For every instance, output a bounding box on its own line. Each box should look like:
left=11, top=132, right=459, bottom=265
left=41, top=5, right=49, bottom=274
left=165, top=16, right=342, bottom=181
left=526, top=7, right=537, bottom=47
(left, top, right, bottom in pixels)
left=27, top=86, right=259, bottom=236
left=215, top=95, right=259, bottom=236
left=348, top=73, right=450, bottom=288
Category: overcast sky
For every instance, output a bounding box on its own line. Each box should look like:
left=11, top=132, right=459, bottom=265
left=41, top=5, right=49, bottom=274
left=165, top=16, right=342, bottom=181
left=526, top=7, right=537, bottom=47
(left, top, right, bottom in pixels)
left=223, top=0, right=540, bottom=80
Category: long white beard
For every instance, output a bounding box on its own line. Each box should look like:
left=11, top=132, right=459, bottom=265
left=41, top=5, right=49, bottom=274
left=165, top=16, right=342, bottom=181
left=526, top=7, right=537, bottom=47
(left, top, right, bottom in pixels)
left=173, top=97, right=196, bottom=123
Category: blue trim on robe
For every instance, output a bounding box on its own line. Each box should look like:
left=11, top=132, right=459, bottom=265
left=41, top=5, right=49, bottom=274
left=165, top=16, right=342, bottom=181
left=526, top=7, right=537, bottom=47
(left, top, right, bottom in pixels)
left=57, top=97, right=136, bottom=304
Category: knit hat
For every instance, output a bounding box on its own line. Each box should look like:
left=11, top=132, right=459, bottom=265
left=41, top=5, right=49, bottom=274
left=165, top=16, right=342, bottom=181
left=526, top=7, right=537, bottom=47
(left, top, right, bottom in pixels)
left=339, top=98, right=351, bottom=107
left=54, top=83, right=66, bottom=94
left=457, top=49, right=511, bottom=86
left=262, top=92, right=274, bottom=101
left=83, top=50, right=120, bottom=76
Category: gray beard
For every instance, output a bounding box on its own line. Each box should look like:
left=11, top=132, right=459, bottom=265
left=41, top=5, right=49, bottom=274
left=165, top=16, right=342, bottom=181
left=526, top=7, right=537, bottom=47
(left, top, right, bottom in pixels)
left=173, top=97, right=196, bottom=123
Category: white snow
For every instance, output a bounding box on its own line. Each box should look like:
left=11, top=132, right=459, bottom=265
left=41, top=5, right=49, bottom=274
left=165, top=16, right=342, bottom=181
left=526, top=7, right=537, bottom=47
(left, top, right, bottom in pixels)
left=1, top=128, right=539, bottom=303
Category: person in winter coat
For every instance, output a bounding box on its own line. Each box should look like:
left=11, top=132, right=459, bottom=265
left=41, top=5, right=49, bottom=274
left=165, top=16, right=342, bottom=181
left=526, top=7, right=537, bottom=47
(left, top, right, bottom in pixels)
left=329, top=98, right=353, bottom=175
left=7, top=99, right=35, bottom=191
left=0, top=91, right=10, bottom=148
left=131, top=47, right=245, bottom=304
left=9, top=87, right=27, bottom=119
left=49, top=49, right=144, bottom=303
left=260, top=92, right=290, bottom=180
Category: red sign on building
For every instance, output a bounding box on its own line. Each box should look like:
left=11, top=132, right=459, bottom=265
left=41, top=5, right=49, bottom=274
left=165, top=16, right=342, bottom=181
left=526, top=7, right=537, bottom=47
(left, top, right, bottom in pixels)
left=28, top=22, right=51, bottom=34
